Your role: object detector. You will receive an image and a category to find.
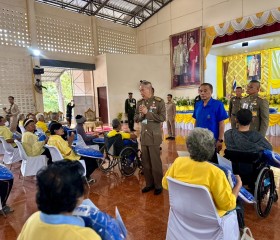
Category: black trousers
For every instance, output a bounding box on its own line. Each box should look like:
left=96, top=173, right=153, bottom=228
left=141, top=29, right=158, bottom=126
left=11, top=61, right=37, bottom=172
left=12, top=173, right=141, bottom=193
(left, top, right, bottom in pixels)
left=42, top=148, right=52, bottom=165
left=127, top=112, right=135, bottom=131
left=82, top=157, right=99, bottom=178
left=0, top=178, right=13, bottom=207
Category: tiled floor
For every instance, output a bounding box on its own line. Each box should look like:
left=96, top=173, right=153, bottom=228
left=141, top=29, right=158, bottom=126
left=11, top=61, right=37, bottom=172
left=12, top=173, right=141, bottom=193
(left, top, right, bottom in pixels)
left=1, top=126, right=280, bottom=240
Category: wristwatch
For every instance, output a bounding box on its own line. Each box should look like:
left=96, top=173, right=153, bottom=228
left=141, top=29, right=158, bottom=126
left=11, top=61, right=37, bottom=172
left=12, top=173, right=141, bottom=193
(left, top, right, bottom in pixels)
left=218, top=139, right=223, bottom=143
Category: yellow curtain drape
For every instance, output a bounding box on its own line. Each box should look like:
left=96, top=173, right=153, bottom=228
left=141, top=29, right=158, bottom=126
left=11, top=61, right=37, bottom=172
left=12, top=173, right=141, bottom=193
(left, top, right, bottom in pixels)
left=203, top=8, right=280, bottom=69
left=217, top=56, right=223, bottom=98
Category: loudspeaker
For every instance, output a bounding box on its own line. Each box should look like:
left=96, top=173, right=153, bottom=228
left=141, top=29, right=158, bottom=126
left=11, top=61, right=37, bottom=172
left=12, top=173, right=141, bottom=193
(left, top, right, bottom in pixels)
left=33, top=67, right=44, bottom=75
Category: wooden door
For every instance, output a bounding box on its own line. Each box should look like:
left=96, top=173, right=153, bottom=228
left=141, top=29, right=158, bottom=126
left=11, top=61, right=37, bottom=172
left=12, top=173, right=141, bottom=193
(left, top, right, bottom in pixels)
left=97, top=87, right=108, bottom=124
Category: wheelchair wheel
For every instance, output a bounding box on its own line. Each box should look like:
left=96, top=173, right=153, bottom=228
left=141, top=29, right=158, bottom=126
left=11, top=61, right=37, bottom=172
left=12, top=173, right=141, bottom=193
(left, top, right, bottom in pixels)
left=118, top=147, right=138, bottom=177
left=254, top=167, right=275, bottom=218
left=98, top=155, right=117, bottom=173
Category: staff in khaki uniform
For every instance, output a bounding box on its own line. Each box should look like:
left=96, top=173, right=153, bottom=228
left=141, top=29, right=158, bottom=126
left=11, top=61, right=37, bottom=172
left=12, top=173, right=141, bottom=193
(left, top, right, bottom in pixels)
left=229, top=87, right=243, bottom=129
left=165, top=94, right=176, bottom=140
left=134, top=80, right=166, bottom=195
left=3, top=96, right=20, bottom=132
left=240, top=80, right=269, bottom=136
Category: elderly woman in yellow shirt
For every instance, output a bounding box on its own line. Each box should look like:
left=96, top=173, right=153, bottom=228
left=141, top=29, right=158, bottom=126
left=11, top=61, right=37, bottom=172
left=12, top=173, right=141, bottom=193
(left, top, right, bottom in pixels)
left=35, top=113, right=48, bottom=133
left=162, top=128, right=244, bottom=228
left=22, top=118, right=52, bottom=164
left=47, top=123, right=98, bottom=183
left=0, top=116, right=15, bottom=146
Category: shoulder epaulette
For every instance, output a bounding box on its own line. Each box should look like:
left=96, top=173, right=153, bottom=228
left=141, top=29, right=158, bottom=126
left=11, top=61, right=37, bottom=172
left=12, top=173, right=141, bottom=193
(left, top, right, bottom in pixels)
left=154, top=96, right=162, bottom=102
left=258, top=95, right=265, bottom=99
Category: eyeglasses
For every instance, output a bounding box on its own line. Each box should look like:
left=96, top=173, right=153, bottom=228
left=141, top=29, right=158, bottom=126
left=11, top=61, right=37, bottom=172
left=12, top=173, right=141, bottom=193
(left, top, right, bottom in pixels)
left=140, top=80, right=151, bottom=84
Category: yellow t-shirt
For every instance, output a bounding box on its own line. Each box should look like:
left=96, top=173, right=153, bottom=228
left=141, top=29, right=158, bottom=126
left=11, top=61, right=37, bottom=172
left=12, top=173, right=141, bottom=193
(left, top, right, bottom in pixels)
left=47, top=135, right=80, bottom=161
left=36, top=121, right=48, bottom=133
left=162, top=157, right=236, bottom=217
left=0, top=125, right=16, bottom=147
left=17, top=211, right=101, bottom=240
left=22, top=132, right=45, bottom=156
left=107, top=129, right=130, bottom=139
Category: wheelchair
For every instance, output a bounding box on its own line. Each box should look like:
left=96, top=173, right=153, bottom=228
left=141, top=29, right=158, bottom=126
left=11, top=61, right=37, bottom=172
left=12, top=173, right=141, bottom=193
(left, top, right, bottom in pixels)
left=224, top=149, right=278, bottom=218
left=97, top=133, right=143, bottom=177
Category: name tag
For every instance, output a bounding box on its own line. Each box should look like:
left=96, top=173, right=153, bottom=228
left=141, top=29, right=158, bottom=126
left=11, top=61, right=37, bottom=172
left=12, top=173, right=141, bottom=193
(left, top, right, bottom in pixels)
left=142, top=119, right=147, bottom=124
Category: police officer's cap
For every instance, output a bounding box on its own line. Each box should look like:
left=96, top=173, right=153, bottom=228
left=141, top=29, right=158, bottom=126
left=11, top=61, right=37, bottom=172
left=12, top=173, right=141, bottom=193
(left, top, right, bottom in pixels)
left=128, top=92, right=133, bottom=95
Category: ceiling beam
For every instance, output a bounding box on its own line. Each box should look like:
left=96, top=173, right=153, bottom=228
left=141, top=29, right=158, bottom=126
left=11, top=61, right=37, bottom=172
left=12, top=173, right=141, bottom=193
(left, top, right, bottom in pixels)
left=92, top=0, right=110, bottom=15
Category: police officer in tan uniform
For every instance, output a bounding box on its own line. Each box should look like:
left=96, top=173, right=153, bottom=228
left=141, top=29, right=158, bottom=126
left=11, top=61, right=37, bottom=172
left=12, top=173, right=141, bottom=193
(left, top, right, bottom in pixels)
left=134, top=80, right=166, bottom=195
left=229, top=87, right=243, bottom=129
left=240, top=80, right=269, bottom=136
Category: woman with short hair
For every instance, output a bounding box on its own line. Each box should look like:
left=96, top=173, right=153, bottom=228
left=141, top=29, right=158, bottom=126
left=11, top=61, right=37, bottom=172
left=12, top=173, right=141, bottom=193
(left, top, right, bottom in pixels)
left=47, top=123, right=98, bottom=182
left=17, top=160, right=101, bottom=240
left=162, top=128, right=243, bottom=223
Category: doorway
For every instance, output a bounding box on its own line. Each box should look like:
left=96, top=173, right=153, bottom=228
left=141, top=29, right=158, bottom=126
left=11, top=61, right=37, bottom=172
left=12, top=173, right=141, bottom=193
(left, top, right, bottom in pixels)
left=97, top=87, right=108, bottom=124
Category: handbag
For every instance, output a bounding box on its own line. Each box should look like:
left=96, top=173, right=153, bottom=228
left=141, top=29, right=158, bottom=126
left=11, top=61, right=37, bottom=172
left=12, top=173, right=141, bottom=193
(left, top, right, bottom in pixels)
left=240, top=227, right=255, bottom=240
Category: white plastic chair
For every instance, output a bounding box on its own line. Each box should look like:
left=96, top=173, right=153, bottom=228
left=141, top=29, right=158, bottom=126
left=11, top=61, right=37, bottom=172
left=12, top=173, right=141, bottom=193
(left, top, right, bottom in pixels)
left=44, top=144, right=86, bottom=176
left=0, top=136, right=21, bottom=166
left=19, top=126, right=25, bottom=134
left=0, top=143, right=5, bottom=155
left=76, top=134, right=99, bottom=150
left=14, top=140, right=47, bottom=179
left=166, top=177, right=240, bottom=240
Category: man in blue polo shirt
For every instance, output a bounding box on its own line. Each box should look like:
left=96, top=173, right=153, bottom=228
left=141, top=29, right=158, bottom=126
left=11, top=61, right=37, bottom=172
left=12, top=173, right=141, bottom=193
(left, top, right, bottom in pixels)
left=193, top=83, right=228, bottom=153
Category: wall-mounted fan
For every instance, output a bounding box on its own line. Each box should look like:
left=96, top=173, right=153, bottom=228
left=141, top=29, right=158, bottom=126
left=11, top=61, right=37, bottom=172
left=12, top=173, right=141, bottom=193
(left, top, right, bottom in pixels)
left=34, top=79, right=47, bottom=94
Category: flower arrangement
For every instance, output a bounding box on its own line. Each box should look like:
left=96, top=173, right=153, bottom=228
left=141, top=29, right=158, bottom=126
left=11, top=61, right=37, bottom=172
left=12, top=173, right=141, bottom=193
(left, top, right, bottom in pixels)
left=267, top=95, right=280, bottom=105
left=173, top=97, right=194, bottom=106
left=217, top=97, right=228, bottom=105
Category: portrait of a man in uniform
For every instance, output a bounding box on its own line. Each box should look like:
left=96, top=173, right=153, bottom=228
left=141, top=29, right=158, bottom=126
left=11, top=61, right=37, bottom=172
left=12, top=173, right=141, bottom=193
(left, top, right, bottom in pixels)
left=170, top=27, right=202, bottom=89
left=247, top=54, right=261, bottom=81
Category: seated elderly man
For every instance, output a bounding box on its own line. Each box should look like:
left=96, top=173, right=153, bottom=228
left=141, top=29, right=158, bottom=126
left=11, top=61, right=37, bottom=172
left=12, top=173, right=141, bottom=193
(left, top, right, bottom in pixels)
left=225, top=109, right=272, bottom=153
left=107, top=118, right=137, bottom=155
left=75, top=115, right=99, bottom=145
left=162, top=128, right=245, bottom=229
left=35, top=113, right=48, bottom=133
left=17, top=160, right=101, bottom=240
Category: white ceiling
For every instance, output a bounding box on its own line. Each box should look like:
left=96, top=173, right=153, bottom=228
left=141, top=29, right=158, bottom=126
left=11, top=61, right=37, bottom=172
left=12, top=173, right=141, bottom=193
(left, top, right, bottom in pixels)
left=210, top=31, right=280, bottom=56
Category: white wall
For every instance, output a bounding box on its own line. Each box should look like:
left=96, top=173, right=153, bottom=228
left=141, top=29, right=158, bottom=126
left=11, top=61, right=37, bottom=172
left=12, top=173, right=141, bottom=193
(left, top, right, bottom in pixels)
left=205, top=54, right=217, bottom=98
left=97, top=54, right=198, bottom=123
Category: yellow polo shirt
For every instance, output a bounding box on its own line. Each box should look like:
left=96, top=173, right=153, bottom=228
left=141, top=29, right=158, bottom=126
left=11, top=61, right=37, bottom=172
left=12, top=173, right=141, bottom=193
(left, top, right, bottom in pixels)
left=47, top=135, right=80, bottom=161
left=17, top=211, right=101, bottom=240
left=22, top=132, right=45, bottom=156
left=162, top=157, right=236, bottom=217
left=107, top=129, right=130, bottom=139
left=36, top=121, right=48, bottom=133
left=0, top=125, right=16, bottom=147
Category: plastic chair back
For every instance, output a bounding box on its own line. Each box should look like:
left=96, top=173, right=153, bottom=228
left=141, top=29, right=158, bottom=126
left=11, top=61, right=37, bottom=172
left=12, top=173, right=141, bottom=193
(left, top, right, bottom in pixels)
left=166, top=177, right=239, bottom=240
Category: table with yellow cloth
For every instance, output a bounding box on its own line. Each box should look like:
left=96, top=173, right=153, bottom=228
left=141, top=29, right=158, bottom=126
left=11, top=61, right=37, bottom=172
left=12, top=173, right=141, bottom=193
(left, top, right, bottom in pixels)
left=163, top=113, right=280, bottom=136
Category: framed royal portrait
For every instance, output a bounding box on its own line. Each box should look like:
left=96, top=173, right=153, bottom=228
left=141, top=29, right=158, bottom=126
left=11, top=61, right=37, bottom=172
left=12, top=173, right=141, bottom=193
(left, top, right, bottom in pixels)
left=247, top=54, right=261, bottom=81
left=170, top=27, right=202, bottom=89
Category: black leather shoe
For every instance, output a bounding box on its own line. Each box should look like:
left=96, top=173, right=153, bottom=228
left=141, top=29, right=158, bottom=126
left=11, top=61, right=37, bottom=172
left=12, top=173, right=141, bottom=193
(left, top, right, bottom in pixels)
left=165, top=137, right=171, bottom=140
left=142, top=185, right=155, bottom=193
left=154, top=188, right=163, bottom=195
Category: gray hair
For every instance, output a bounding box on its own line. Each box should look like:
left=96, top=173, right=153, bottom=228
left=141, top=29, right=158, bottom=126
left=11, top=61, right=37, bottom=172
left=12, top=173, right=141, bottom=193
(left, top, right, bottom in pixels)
left=51, top=112, right=58, bottom=121
left=112, top=118, right=121, bottom=129
left=187, top=128, right=215, bottom=162
left=36, top=113, right=44, bottom=121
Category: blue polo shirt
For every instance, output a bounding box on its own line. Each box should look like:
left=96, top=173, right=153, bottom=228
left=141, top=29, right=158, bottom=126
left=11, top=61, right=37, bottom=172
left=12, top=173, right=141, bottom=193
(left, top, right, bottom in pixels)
left=192, top=98, right=228, bottom=140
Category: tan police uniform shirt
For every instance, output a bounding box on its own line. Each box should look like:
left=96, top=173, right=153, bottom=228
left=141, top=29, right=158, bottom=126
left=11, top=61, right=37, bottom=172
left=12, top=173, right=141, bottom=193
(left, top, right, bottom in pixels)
left=240, top=93, right=269, bottom=136
left=166, top=101, right=176, bottom=120
left=134, top=96, right=166, bottom=146
left=229, top=96, right=242, bottom=129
